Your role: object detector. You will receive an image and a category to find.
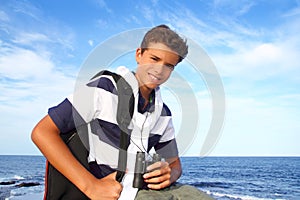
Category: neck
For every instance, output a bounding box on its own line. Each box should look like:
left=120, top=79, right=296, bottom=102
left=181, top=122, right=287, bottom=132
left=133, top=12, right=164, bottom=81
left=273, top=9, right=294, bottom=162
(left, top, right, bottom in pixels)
left=140, top=85, right=153, bottom=100
left=134, top=73, right=154, bottom=108
left=139, top=86, right=154, bottom=111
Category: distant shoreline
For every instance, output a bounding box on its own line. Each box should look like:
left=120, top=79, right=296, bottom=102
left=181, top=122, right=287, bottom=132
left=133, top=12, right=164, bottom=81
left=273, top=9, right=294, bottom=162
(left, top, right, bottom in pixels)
left=9, top=192, right=44, bottom=200
left=0, top=154, right=299, bottom=157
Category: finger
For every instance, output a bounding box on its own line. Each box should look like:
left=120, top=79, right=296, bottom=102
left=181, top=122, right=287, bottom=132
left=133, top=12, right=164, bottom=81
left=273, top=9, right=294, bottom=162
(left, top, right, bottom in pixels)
left=103, top=171, right=117, bottom=180
left=110, top=181, right=123, bottom=199
left=144, top=169, right=159, bottom=179
left=146, top=162, right=161, bottom=171
left=117, top=182, right=123, bottom=192
left=147, top=179, right=171, bottom=190
left=144, top=173, right=170, bottom=184
left=144, top=165, right=171, bottom=179
left=147, top=161, right=168, bottom=171
left=109, top=191, right=121, bottom=200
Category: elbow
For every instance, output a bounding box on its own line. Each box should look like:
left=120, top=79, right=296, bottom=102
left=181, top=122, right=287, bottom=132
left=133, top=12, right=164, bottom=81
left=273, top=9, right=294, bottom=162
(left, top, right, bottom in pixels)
left=31, top=114, right=60, bottom=145
left=31, top=115, right=57, bottom=145
left=31, top=124, right=41, bottom=145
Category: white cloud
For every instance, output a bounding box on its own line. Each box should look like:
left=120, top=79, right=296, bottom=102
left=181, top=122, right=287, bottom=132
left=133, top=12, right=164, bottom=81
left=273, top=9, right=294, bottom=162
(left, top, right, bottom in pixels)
left=96, top=19, right=108, bottom=28
left=210, top=95, right=300, bottom=156
left=282, top=6, right=300, bottom=18
left=0, top=10, right=10, bottom=21
left=151, top=0, right=159, bottom=6
left=212, top=41, right=299, bottom=80
left=247, top=43, right=282, bottom=63
left=94, top=0, right=112, bottom=13
left=12, top=32, right=51, bottom=45
left=0, top=1, right=81, bottom=154
left=212, top=0, right=255, bottom=16
left=0, top=43, right=76, bottom=110
left=277, top=94, right=300, bottom=106
left=2, top=40, right=75, bottom=91
left=1, top=1, right=76, bottom=53
left=139, top=5, right=155, bottom=24
left=0, top=42, right=76, bottom=154
left=125, top=15, right=140, bottom=24
left=0, top=46, right=53, bottom=80
left=1, top=0, right=299, bottom=156
left=88, top=39, right=94, bottom=47
left=154, top=2, right=259, bottom=51
left=156, top=2, right=300, bottom=156
left=237, top=2, right=256, bottom=16
left=11, top=0, right=42, bottom=22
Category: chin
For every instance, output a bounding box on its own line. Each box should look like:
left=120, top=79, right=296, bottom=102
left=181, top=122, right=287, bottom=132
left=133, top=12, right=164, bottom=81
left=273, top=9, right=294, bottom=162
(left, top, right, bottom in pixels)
left=145, top=83, right=159, bottom=90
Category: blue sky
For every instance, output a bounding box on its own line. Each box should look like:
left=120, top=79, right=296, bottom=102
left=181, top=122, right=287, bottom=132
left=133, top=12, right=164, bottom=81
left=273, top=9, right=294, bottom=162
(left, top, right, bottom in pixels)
left=0, top=0, right=299, bottom=156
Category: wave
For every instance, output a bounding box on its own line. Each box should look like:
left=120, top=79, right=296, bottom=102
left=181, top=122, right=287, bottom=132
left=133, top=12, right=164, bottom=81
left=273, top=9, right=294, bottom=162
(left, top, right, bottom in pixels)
left=0, top=175, right=25, bottom=183
left=0, top=174, right=43, bottom=200
left=189, top=182, right=288, bottom=200
left=206, top=190, right=285, bottom=200
left=12, top=175, right=25, bottom=180
left=0, top=180, right=40, bottom=187
left=191, top=181, right=234, bottom=189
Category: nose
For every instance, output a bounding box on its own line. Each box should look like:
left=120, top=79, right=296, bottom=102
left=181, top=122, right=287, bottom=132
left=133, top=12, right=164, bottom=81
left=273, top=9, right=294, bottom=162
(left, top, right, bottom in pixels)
left=153, top=63, right=164, bottom=74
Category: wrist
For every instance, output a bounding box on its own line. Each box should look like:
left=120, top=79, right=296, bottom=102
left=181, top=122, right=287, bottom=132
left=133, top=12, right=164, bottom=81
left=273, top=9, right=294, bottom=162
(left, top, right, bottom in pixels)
left=78, top=174, right=98, bottom=198
left=170, top=168, right=181, bottom=183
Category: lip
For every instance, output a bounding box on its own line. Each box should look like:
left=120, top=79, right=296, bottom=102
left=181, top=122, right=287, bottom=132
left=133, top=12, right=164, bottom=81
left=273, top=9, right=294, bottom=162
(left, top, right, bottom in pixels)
left=148, top=73, right=161, bottom=84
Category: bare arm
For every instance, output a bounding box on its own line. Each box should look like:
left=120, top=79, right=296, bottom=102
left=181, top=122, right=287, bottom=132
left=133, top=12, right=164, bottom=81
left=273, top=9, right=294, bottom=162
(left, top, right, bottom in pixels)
left=31, top=115, right=122, bottom=199
left=168, top=157, right=182, bottom=183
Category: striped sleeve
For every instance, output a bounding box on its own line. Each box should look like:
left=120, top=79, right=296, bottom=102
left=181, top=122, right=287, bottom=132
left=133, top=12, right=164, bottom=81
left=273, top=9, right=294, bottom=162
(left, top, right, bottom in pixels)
left=48, top=75, right=117, bottom=134
left=48, top=98, right=76, bottom=134
left=154, top=104, right=179, bottom=159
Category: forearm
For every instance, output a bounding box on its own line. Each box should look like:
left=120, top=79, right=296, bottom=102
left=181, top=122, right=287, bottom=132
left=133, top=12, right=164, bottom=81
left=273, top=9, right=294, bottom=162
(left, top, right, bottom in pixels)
left=31, top=115, right=96, bottom=196
left=168, top=157, right=182, bottom=184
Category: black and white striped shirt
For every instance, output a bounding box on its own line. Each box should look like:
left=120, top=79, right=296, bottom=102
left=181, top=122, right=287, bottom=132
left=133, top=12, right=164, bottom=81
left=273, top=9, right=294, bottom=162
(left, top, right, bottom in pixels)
left=48, top=66, right=178, bottom=197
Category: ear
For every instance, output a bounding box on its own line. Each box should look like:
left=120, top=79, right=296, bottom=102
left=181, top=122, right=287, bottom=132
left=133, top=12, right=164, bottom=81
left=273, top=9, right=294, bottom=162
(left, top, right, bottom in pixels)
left=135, top=48, right=142, bottom=63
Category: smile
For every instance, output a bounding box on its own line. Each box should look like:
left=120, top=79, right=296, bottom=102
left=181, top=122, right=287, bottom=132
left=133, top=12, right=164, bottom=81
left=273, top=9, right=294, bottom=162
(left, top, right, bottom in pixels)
left=149, top=73, right=161, bottom=83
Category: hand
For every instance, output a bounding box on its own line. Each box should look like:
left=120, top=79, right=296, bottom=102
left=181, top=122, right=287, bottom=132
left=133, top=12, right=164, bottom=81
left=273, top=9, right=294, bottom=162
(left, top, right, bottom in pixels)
left=87, top=172, right=123, bottom=200
left=143, top=161, right=172, bottom=190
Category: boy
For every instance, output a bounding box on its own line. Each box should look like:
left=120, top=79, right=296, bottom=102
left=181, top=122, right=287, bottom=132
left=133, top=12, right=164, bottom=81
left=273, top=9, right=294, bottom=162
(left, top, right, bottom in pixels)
left=32, top=25, right=213, bottom=200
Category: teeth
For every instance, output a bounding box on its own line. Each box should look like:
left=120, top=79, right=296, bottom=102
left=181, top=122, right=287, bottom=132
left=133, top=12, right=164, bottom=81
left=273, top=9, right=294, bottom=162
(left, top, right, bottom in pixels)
left=149, top=74, right=158, bottom=81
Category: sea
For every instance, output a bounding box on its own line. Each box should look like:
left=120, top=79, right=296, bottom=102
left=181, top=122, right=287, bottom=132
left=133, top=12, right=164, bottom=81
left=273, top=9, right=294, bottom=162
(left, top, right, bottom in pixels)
left=0, top=156, right=299, bottom=200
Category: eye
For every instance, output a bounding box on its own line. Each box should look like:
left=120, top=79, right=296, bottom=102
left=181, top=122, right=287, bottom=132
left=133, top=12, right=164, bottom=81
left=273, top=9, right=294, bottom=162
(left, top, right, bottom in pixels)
left=165, top=64, right=175, bottom=70
left=151, top=56, right=159, bottom=61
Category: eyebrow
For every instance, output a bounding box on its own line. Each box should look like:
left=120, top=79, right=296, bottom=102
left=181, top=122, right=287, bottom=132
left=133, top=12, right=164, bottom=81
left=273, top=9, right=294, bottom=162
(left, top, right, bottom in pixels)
left=150, top=54, right=176, bottom=68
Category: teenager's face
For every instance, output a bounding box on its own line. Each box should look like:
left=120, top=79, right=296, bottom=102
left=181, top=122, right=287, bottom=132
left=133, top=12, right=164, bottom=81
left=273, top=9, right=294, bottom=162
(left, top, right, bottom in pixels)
left=135, top=43, right=179, bottom=91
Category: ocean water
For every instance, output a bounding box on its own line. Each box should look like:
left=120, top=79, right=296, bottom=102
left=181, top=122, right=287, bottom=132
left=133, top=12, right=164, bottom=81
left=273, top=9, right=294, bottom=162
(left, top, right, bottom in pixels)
left=0, top=156, right=299, bottom=200
left=0, top=155, right=45, bottom=200
left=180, top=157, right=300, bottom=200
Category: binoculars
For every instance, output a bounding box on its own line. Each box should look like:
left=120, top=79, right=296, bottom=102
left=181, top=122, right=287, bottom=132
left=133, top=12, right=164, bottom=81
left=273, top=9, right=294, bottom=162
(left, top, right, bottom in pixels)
left=132, top=152, right=162, bottom=189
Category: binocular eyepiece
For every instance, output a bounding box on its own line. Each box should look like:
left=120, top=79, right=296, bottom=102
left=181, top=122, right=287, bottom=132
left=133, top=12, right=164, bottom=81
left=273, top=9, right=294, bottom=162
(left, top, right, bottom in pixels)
left=132, top=152, right=162, bottom=189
